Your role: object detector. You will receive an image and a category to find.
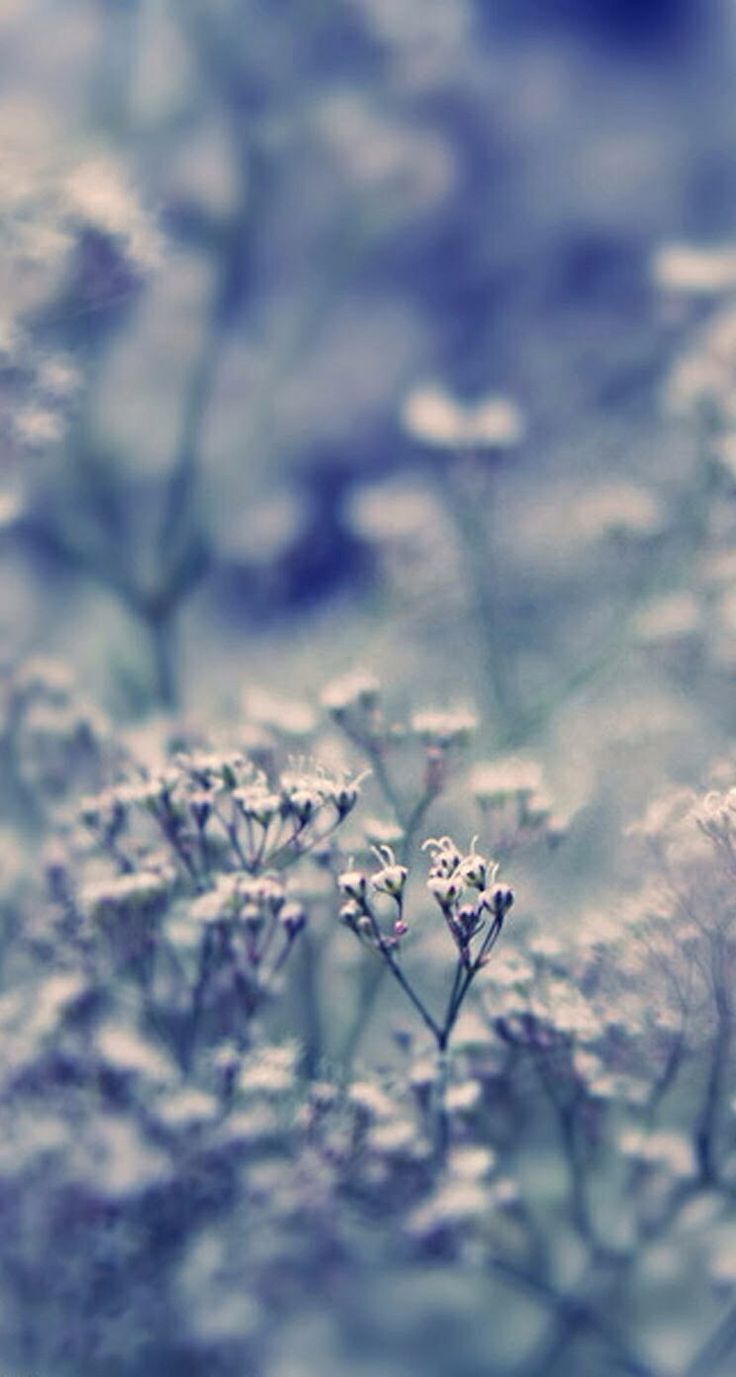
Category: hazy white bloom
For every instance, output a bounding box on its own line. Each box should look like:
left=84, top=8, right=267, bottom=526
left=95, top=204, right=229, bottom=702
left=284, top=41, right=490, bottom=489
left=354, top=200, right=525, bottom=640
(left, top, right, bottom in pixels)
left=364, top=816, right=405, bottom=848
left=0, top=490, right=22, bottom=529
left=320, top=670, right=381, bottom=716
left=11, top=656, right=74, bottom=701
left=572, top=483, right=665, bottom=542
left=13, top=405, right=63, bottom=449
left=401, top=383, right=525, bottom=450
left=448, top=1145, right=496, bottom=1179
left=407, top=1179, right=488, bottom=1236
left=96, top=1022, right=174, bottom=1081
left=488, top=1177, right=520, bottom=1208
left=653, top=243, right=736, bottom=296
left=633, top=592, right=702, bottom=646
left=408, top=1057, right=439, bottom=1090
left=626, top=787, right=697, bottom=845
left=533, top=982, right=600, bottom=1042
left=73, top=1116, right=169, bottom=1197
left=410, top=706, right=477, bottom=747
left=348, top=478, right=445, bottom=544
left=157, top=1089, right=218, bottom=1130
left=470, top=756, right=543, bottom=805
left=16, top=971, right=88, bottom=1044
left=484, top=949, right=534, bottom=990
left=238, top=1044, right=299, bottom=1097
left=368, top=1118, right=418, bottom=1155
left=619, top=1128, right=696, bottom=1178
left=36, top=355, right=80, bottom=399
left=348, top=1080, right=396, bottom=1121
left=83, top=869, right=173, bottom=919
left=446, top=1081, right=481, bottom=1114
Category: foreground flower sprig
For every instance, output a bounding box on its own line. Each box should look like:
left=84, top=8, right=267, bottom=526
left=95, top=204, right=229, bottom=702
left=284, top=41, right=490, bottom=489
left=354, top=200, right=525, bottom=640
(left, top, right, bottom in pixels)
left=338, top=836, right=513, bottom=1053
left=69, top=746, right=365, bottom=1069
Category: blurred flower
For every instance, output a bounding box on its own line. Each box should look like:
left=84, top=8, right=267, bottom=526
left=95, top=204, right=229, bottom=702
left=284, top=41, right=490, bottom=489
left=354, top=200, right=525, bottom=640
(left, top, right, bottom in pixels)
left=653, top=243, right=736, bottom=296
left=410, top=706, right=477, bottom=748
left=572, top=482, right=665, bottom=542
left=401, top=384, right=525, bottom=451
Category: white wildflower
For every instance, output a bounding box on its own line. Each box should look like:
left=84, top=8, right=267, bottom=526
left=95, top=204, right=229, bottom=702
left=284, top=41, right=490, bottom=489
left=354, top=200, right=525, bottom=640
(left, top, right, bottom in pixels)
left=410, top=706, right=477, bottom=748
left=401, top=384, right=525, bottom=450
left=653, top=242, right=736, bottom=296
left=470, top=756, right=543, bottom=805
left=320, top=670, right=381, bottom=716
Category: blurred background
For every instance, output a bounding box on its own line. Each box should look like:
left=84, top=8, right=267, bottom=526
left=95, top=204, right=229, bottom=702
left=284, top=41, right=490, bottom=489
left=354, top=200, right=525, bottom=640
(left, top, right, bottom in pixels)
left=2, top=0, right=736, bottom=788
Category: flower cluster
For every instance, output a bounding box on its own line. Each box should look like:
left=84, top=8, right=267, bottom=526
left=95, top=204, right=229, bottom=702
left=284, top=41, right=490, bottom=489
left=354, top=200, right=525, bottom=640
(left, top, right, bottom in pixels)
left=58, top=742, right=365, bottom=1067
left=338, top=836, right=513, bottom=1055
left=423, top=836, right=514, bottom=970
left=79, top=749, right=363, bottom=885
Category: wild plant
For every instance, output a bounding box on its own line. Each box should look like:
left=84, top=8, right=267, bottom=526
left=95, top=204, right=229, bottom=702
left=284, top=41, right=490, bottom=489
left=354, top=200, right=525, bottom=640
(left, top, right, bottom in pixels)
left=337, top=833, right=513, bottom=1157
left=60, top=742, right=364, bottom=1072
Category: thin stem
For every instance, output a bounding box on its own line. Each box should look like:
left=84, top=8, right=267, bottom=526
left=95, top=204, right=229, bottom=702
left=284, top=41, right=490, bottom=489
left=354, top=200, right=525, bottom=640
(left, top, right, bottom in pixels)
left=695, top=961, right=732, bottom=1183
left=442, top=955, right=467, bottom=1039
left=443, top=915, right=504, bottom=1040
left=293, top=929, right=322, bottom=1078
left=433, top=1045, right=451, bottom=1160
left=185, top=924, right=216, bottom=1071
left=362, top=902, right=442, bottom=1045
left=145, top=604, right=178, bottom=710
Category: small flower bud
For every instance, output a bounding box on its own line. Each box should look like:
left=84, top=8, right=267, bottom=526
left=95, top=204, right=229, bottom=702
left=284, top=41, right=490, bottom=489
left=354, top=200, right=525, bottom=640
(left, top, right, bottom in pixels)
left=338, top=900, right=363, bottom=928
left=491, top=884, right=514, bottom=918
left=428, top=874, right=463, bottom=907
left=281, top=901, right=307, bottom=938
left=372, top=863, right=408, bottom=897
left=338, top=870, right=368, bottom=902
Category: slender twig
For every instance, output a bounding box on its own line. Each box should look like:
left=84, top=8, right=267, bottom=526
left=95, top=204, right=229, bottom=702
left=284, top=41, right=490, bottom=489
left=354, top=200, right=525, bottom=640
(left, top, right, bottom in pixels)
left=695, top=953, right=732, bottom=1183
left=361, top=901, right=442, bottom=1044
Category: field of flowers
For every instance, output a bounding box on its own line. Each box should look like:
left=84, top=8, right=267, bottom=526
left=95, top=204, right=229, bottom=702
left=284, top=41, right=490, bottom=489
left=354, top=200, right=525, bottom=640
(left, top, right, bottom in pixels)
left=4, top=2, right=736, bottom=1374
